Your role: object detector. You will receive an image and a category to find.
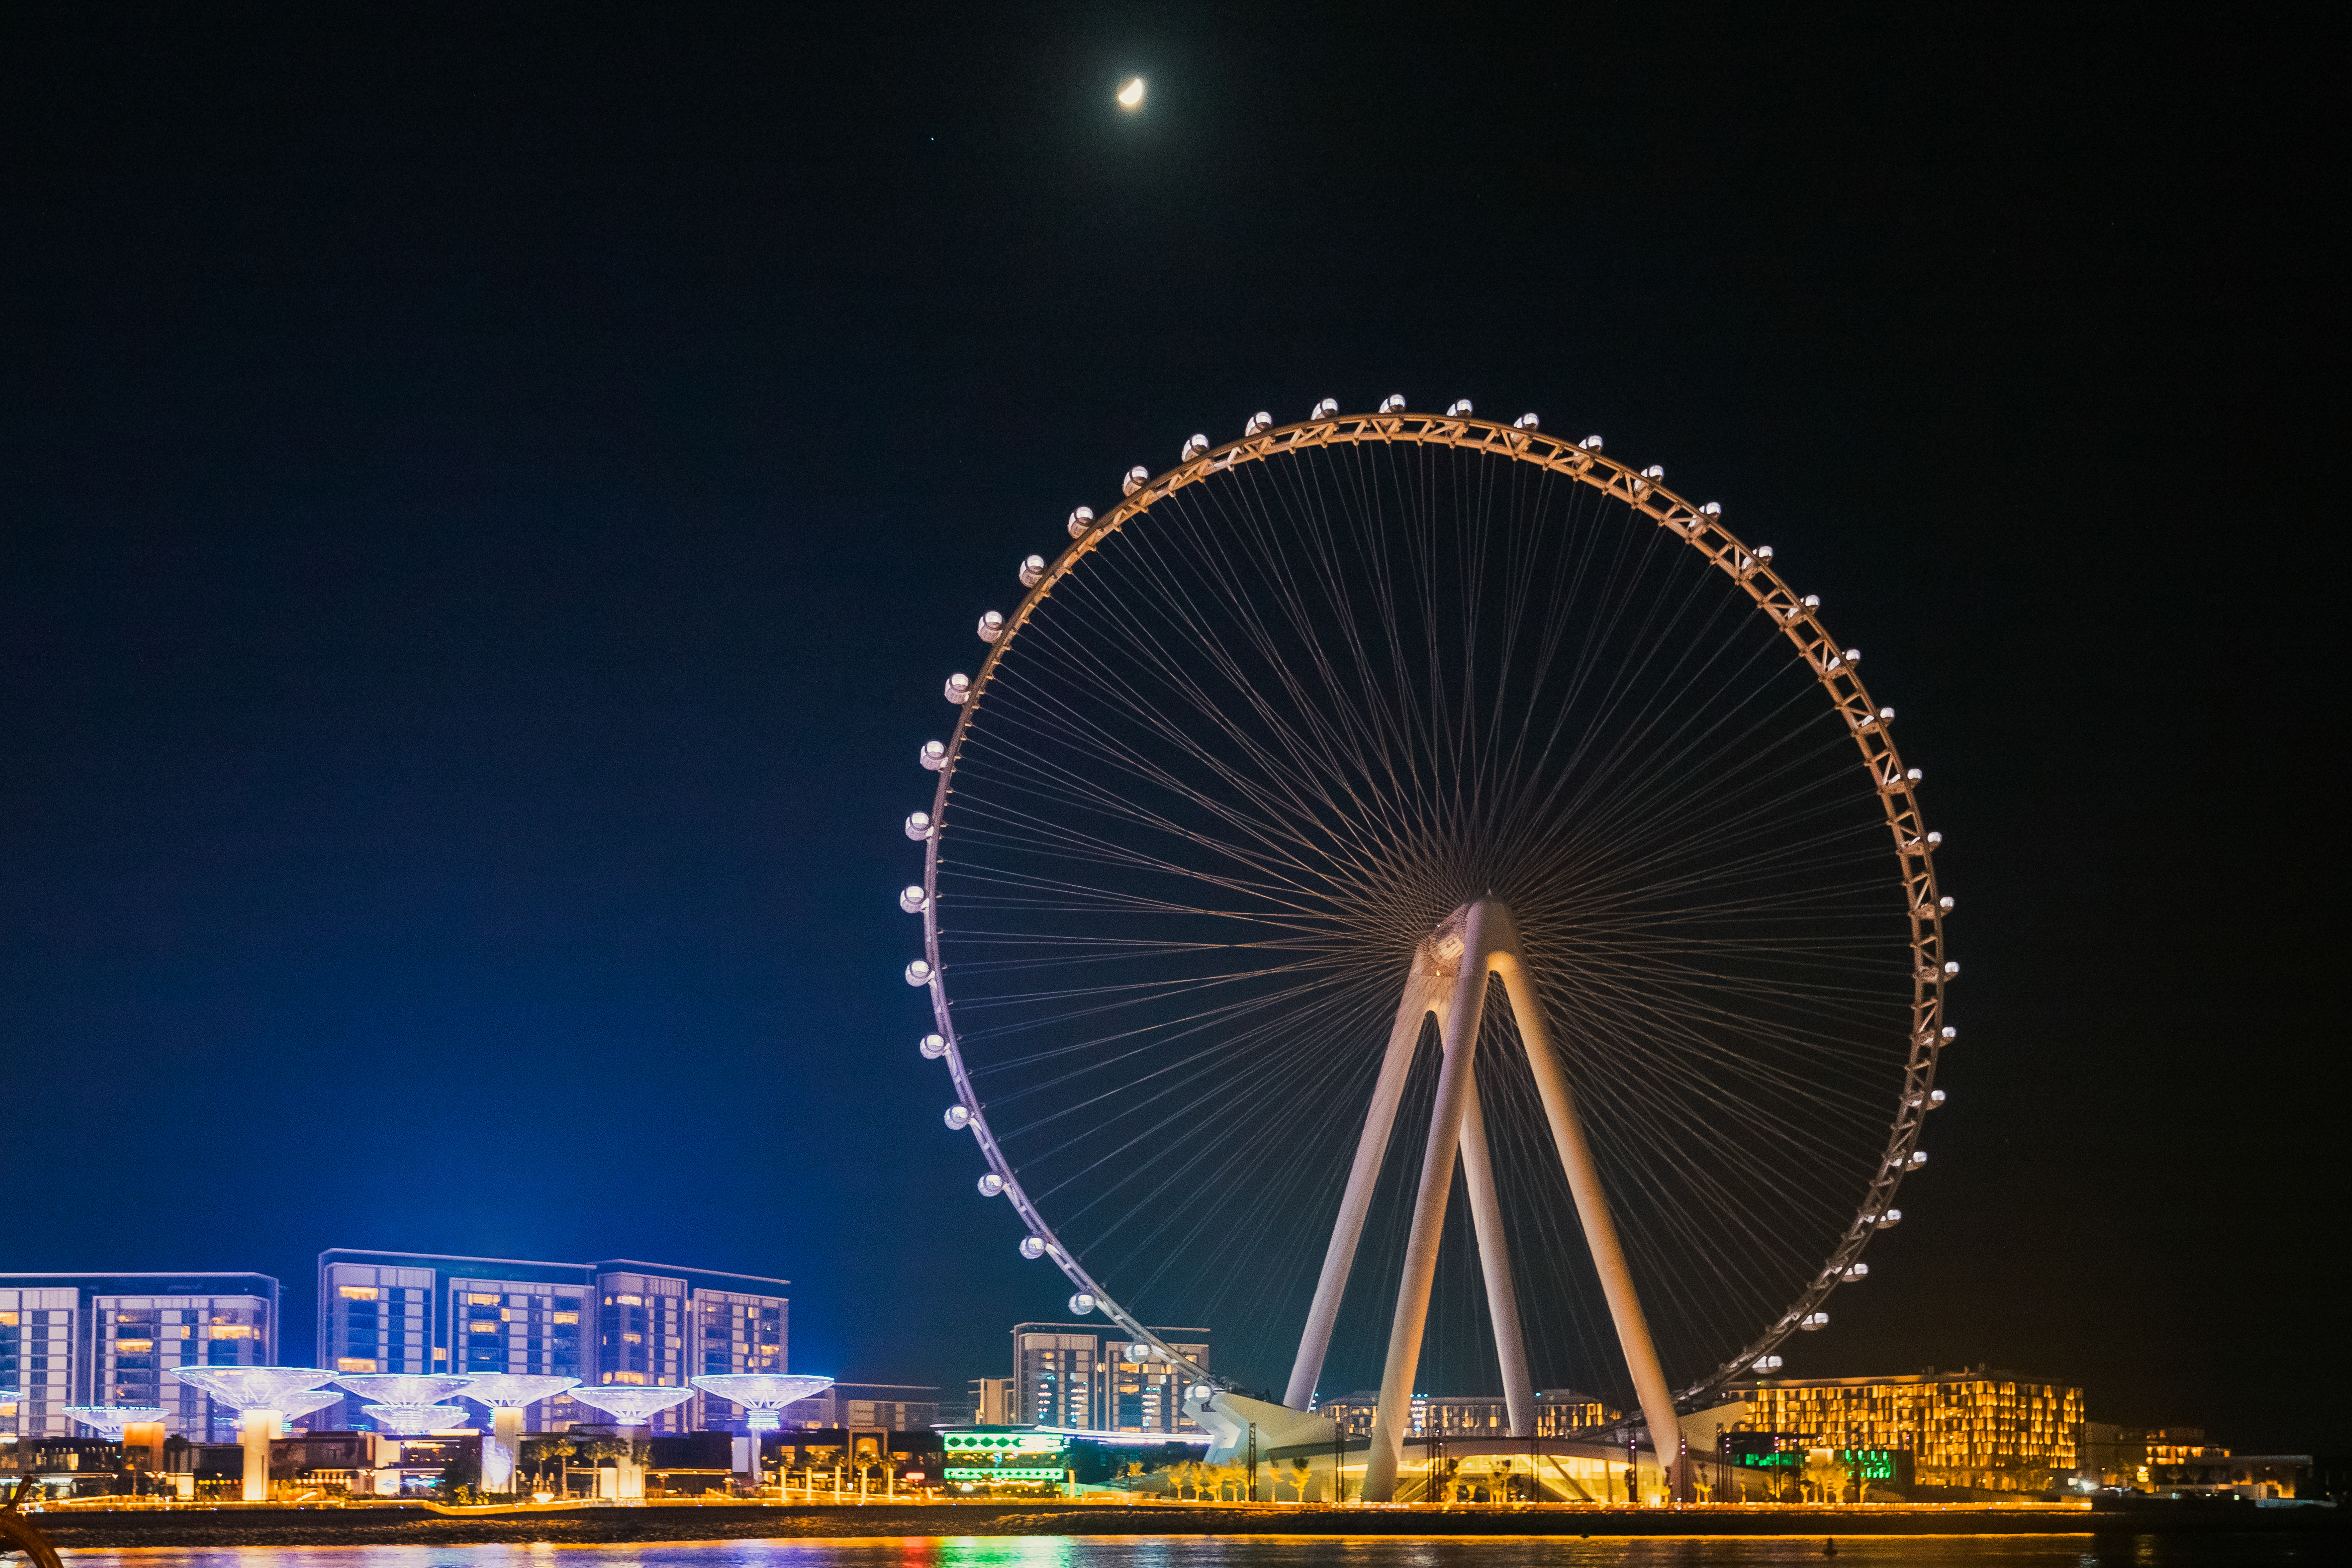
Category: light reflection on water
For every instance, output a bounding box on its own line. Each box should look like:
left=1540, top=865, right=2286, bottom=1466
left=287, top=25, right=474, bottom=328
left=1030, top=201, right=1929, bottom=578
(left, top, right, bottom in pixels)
left=52, top=1535, right=2326, bottom=1568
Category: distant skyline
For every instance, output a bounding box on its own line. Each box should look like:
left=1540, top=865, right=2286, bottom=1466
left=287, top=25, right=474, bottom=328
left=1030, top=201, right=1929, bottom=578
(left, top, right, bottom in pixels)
left=0, top=7, right=2330, bottom=1450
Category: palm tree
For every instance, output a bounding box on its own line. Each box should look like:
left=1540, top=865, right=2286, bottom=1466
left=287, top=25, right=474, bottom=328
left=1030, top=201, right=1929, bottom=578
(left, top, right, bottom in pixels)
left=1803, top=1450, right=1848, bottom=1505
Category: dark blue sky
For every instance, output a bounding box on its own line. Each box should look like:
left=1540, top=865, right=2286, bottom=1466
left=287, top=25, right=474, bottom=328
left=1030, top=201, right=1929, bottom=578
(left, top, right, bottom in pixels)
left=1, top=7, right=2330, bottom=1447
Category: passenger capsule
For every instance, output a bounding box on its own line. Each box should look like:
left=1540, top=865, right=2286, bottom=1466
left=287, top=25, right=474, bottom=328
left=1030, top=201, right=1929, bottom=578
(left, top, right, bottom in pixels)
left=1841, top=1263, right=1870, bottom=1282
left=943, top=1104, right=971, bottom=1130
left=1878, top=706, right=1895, bottom=721
left=904, top=811, right=932, bottom=840
left=1907, top=1149, right=1929, bottom=1168
left=1756, top=545, right=1774, bottom=562
left=1019, top=1236, right=1047, bottom=1260
left=978, top=1173, right=1006, bottom=1197
left=1926, top=830, right=1943, bottom=846
left=906, top=960, right=935, bottom=987
left=1245, top=410, right=1273, bottom=435
left=944, top=673, right=971, bottom=704
left=920, top=1032, right=949, bottom=1059
left=899, top=885, right=928, bottom=914
left=1311, top=397, right=1338, bottom=419
left=1067, top=1292, right=1097, bottom=1316
left=1805, top=595, right=1822, bottom=609
left=1446, top=399, right=1473, bottom=416
left=1938, top=895, right=1955, bottom=911
left=1514, top=412, right=1539, bottom=430
left=1940, top=1025, right=1958, bottom=1041
left=1378, top=394, right=1406, bottom=413
left=1122, top=465, right=1150, bottom=495
left=1642, top=465, right=1664, bottom=479
left=1877, top=1208, right=1903, bottom=1226
left=1067, top=506, right=1096, bottom=538
left=1580, top=434, right=1604, bottom=450
left=1019, top=554, right=1047, bottom=587
left=1701, top=501, right=1722, bottom=516
left=1929, top=1088, right=1947, bottom=1107
left=1799, top=1312, right=1830, bottom=1331
left=1844, top=649, right=1863, bottom=665
left=1943, top=960, right=1961, bottom=976
left=1181, top=433, right=1209, bottom=461
left=1906, top=767, right=1923, bottom=783
left=1752, top=1355, right=1784, bottom=1372
left=920, top=740, right=948, bottom=771
left=977, top=610, right=1005, bottom=643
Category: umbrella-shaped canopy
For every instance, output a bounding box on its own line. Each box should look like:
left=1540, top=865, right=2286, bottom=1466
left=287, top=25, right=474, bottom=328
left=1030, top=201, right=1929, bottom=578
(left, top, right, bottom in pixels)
left=363, top=1403, right=473, bottom=1436
left=64, top=1405, right=168, bottom=1437
left=565, top=1384, right=695, bottom=1426
left=688, top=1373, right=833, bottom=1430
left=461, top=1374, right=578, bottom=1409
left=170, top=1367, right=336, bottom=1411
left=333, top=1373, right=473, bottom=1406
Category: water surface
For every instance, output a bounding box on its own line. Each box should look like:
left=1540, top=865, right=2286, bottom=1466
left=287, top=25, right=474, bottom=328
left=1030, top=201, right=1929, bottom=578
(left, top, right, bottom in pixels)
left=52, top=1534, right=2330, bottom=1568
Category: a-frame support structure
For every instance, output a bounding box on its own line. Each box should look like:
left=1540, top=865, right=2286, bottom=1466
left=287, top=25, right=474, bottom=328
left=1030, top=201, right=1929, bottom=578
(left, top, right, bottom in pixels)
left=1282, top=898, right=1686, bottom=1502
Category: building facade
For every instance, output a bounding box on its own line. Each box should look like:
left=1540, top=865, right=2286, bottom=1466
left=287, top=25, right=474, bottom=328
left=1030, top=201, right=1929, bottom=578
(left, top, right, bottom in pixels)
left=0, top=1273, right=281, bottom=1442
left=316, top=1251, right=787, bottom=1435
left=777, top=1381, right=941, bottom=1431
left=1316, top=1389, right=1615, bottom=1440
left=1008, top=1323, right=1209, bottom=1434
left=1729, top=1368, right=2084, bottom=1488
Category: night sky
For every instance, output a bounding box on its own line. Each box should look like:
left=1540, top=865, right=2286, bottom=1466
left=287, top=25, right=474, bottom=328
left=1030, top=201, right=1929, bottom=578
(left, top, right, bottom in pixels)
left=2, top=8, right=2331, bottom=1450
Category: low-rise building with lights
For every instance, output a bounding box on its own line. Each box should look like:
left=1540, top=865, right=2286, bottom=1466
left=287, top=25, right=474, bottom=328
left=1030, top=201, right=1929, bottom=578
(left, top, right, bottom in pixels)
left=1728, top=1366, right=2084, bottom=1489
left=1314, top=1388, right=1615, bottom=1440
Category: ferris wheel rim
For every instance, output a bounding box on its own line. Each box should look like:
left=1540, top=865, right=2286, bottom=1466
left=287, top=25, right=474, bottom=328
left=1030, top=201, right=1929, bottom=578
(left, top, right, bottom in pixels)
left=907, top=407, right=1953, bottom=1412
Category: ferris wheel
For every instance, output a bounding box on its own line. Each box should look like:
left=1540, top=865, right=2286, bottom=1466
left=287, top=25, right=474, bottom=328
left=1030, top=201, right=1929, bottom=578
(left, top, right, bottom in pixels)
left=898, top=399, right=1954, bottom=1498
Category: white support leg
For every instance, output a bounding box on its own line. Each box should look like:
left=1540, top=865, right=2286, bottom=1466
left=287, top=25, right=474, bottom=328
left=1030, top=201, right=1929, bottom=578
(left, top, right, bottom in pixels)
left=1363, top=902, right=1501, bottom=1502
left=1494, top=950, right=1686, bottom=1502
left=240, top=1409, right=275, bottom=1502
left=1458, top=1060, right=1535, bottom=1439
left=1284, top=965, right=1449, bottom=1411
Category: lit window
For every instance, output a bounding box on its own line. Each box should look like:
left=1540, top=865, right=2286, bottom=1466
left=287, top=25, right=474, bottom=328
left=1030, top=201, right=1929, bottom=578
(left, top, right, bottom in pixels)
left=623, top=1332, right=643, bottom=1344
left=616, top=1294, right=643, bottom=1307
left=551, top=1311, right=578, bottom=1325
left=338, top=1286, right=380, bottom=1301
left=115, top=1339, right=154, bottom=1353
left=468, top=1294, right=500, bottom=1306
left=338, top=1358, right=378, bottom=1373
left=469, top=1321, right=499, bottom=1334
left=610, top=1372, right=646, bottom=1386
left=210, top=1325, right=256, bottom=1340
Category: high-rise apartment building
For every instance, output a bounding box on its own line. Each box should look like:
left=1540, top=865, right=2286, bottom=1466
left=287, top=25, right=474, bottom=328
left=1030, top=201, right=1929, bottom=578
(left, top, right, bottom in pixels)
left=1009, top=1322, right=1208, bottom=1434
left=0, top=1272, right=281, bottom=1442
left=317, top=1251, right=787, bottom=1435
left=1729, top=1368, right=2084, bottom=1487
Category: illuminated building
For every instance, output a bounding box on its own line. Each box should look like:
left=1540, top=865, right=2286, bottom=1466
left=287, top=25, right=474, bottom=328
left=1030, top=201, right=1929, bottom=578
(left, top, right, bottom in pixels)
left=0, top=1272, right=280, bottom=1442
left=1729, top=1367, right=2084, bottom=1488
left=942, top=1428, right=1070, bottom=1491
left=775, top=1380, right=941, bottom=1431
left=1009, top=1322, right=1209, bottom=1434
left=1315, top=1388, right=1614, bottom=1440
left=316, top=1250, right=786, bottom=1435
left=969, top=1376, right=1016, bottom=1426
